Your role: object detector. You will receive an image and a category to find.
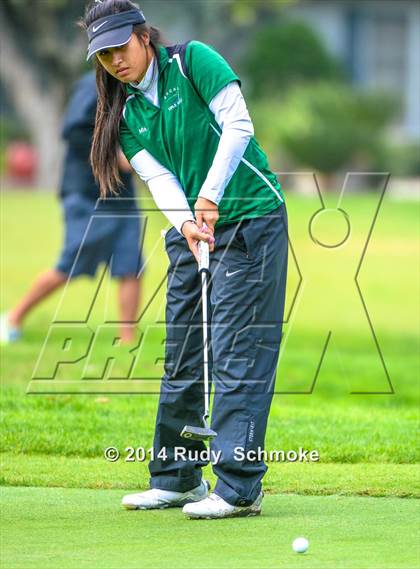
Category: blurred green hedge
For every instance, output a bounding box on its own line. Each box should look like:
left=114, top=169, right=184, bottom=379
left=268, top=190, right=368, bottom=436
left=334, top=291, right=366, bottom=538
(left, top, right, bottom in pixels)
left=250, top=82, right=399, bottom=175
left=372, top=142, right=420, bottom=177
left=243, top=21, right=344, bottom=97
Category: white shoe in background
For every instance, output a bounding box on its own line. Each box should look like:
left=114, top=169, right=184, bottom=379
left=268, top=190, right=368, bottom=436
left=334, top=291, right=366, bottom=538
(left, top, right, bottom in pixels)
left=0, top=313, right=21, bottom=344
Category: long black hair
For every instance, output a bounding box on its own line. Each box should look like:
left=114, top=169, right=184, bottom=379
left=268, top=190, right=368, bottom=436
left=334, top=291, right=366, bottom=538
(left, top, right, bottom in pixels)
left=80, top=0, right=164, bottom=197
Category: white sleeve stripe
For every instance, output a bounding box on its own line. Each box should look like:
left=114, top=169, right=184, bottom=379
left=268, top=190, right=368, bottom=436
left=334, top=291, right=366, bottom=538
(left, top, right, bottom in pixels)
left=122, top=94, right=136, bottom=120
left=171, top=54, right=188, bottom=79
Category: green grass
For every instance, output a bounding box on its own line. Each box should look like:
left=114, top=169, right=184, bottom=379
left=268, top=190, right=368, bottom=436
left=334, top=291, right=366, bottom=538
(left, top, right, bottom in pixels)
left=1, top=190, right=419, bottom=568
left=1, top=455, right=419, bottom=497
left=2, top=487, right=420, bottom=569
left=1, top=385, right=418, bottom=463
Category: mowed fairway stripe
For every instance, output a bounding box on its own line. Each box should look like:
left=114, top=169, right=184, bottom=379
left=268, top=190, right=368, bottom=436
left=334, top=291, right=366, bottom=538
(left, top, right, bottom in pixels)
left=1, top=487, right=419, bottom=569
left=1, top=454, right=419, bottom=498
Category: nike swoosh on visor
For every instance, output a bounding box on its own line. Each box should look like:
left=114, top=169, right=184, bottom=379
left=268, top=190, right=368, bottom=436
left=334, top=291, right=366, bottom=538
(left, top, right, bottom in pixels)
left=92, top=21, right=108, bottom=33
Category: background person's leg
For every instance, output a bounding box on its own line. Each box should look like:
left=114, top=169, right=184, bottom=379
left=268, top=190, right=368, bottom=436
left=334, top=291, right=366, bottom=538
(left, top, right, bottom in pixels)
left=148, top=228, right=212, bottom=492
left=117, top=276, right=140, bottom=343
left=8, top=269, right=67, bottom=328
left=6, top=194, right=104, bottom=335
left=109, top=212, right=143, bottom=344
left=209, top=205, right=288, bottom=506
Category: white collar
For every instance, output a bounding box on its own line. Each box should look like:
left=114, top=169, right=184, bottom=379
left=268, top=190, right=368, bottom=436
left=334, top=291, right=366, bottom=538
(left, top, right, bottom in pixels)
left=130, top=56, right=156, bottom=92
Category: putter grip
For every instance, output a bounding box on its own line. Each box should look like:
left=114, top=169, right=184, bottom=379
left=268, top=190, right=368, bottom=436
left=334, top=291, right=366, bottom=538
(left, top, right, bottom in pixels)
left=198, top=240, right=210, bottom=272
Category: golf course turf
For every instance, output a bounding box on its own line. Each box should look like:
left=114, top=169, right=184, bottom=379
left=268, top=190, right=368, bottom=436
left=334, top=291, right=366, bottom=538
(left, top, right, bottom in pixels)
left=2, top=488, right=419, bottom=569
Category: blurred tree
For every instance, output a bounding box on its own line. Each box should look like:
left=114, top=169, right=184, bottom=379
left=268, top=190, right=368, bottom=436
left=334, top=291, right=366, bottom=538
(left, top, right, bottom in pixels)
left=250, top=82, right=399, bottom=182
left=243, top=21, right=344, bottom=98
left=212, top=0, right=297, bottom=61
left=227, top=0, right=297, bottom=27
left=0, top=0, right=87, bottom=188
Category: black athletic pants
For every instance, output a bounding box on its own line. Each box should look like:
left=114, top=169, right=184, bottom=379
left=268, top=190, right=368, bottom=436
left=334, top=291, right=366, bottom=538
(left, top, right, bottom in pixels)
left=149, top=203, right=288, bottom=506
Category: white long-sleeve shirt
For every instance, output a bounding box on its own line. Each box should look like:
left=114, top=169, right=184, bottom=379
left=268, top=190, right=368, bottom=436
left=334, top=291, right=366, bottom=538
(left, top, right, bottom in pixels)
left=128, top=56, right=254, bottom=234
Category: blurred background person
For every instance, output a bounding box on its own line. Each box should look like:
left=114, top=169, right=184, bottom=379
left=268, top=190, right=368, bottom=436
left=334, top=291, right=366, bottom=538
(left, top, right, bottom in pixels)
left=1, top=71, right=143, bottom=345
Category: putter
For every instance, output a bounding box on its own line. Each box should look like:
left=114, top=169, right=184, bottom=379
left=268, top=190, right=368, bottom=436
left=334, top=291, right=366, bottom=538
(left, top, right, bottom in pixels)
left=180, top=237, right=217, bottom=441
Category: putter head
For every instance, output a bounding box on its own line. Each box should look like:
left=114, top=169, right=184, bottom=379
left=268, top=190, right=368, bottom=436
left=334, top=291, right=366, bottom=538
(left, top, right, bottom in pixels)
left=180, top=425, right=218, bottom=441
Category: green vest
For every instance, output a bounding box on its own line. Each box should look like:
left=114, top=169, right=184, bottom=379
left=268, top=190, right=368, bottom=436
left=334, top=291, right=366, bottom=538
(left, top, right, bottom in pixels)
left=120, top=41, right=284, bottom=226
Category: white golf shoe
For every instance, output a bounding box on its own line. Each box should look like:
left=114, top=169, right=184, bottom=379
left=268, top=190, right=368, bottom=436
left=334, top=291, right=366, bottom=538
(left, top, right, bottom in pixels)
left=122, top=480, right=210, bottom=510
left=182, top=491, right=263, bottom=519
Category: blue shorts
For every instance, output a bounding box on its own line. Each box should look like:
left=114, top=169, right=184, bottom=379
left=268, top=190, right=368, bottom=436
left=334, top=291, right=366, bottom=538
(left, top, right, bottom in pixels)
left=56, top=194, right=143, bottom=278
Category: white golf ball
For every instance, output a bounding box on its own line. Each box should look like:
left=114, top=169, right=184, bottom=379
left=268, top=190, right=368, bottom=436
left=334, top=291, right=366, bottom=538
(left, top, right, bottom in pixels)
left=292, top=537, right=309, bottom=553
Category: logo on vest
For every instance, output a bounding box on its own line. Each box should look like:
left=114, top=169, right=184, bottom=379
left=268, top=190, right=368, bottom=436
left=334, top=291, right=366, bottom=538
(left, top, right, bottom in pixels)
left=138, top=127, right=148, bottom=135
left=164, top=87, right=183, bottom=111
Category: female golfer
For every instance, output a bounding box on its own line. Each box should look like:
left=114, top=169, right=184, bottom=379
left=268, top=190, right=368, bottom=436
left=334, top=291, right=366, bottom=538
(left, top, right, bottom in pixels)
left=83, top=0, right=288, bottom=519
